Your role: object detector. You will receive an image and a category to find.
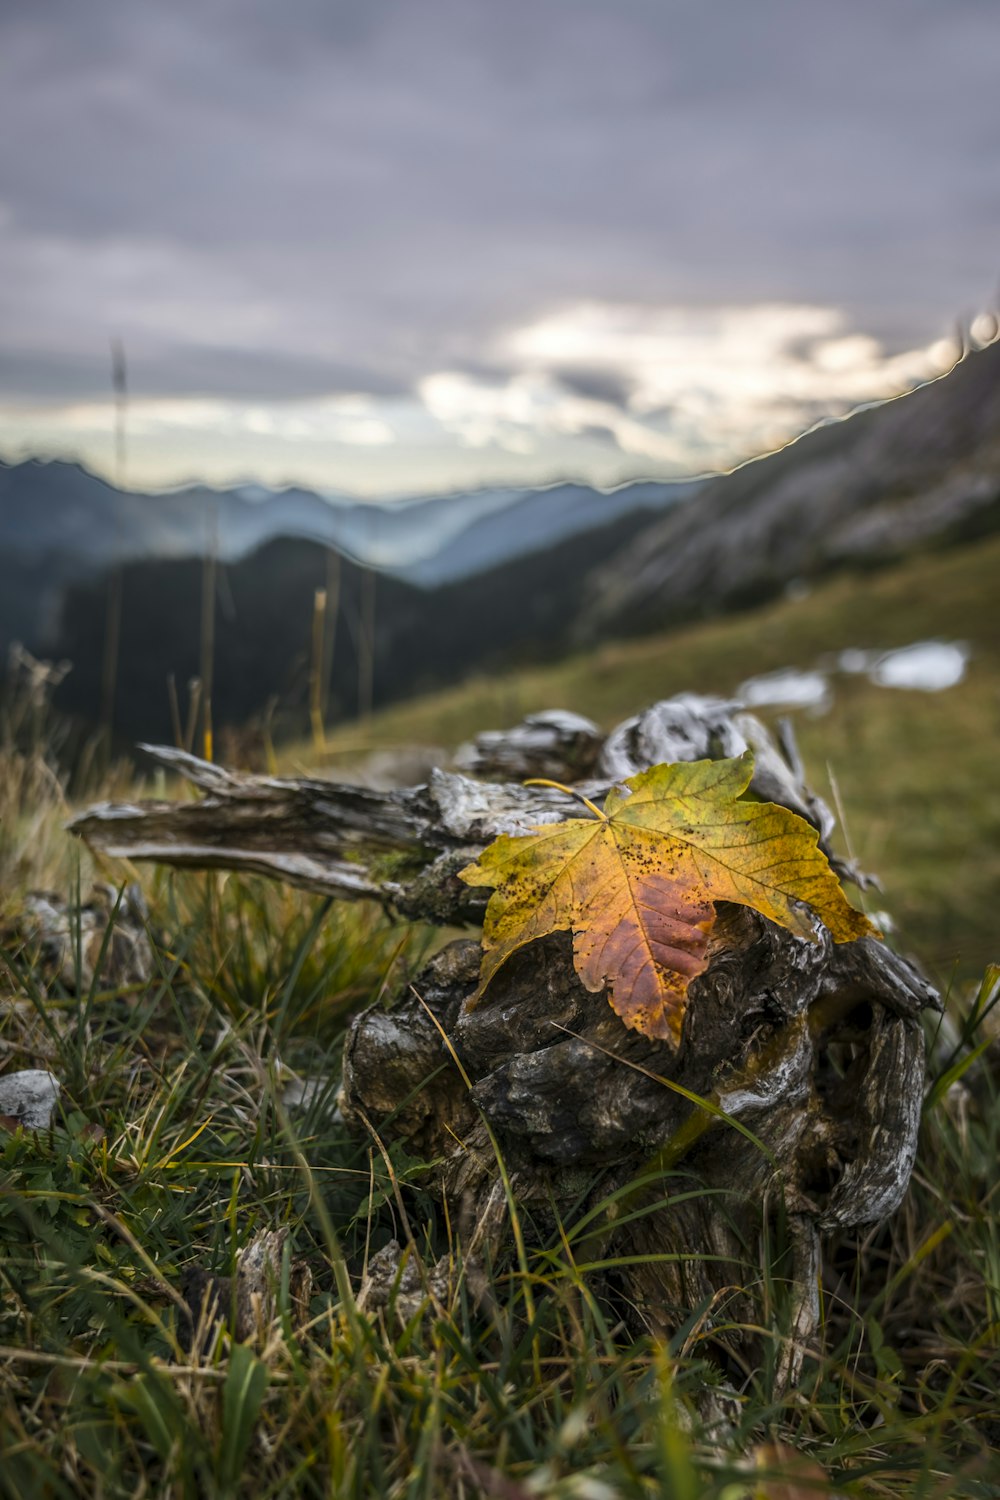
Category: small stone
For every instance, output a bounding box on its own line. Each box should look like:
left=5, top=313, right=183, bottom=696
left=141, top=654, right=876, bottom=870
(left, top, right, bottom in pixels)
left=281, top=1074, right=338, bottom=1117
left=357, top=1239, right=451, bottom=1326
left=0, top=1069, right=61, bottom=1129
left=17, top=884, right=153, bottom=995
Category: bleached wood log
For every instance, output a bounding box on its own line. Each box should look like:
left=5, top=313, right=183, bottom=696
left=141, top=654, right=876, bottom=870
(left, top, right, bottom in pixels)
left=69, top=696, right=858, bottom=915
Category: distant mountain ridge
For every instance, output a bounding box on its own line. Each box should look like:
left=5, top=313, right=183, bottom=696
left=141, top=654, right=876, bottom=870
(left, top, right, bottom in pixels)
left=396, top=478, right=693, bottom=586
left=49, top=507, right=660, bottom=747
left=0, top=458, right=693, bottom=653
left=582, top=341, right=1000, bottom=636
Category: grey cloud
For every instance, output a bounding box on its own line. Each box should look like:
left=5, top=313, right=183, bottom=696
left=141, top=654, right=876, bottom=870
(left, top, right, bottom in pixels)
left=571, top=423, right=629, bottom=450
left=422, top=359, right=636, bottom=411
left=549, top=367, right=637, bottom=409
left=0, top=345, right=410, bottom=404
left=1, top=0, right=998, bottom=407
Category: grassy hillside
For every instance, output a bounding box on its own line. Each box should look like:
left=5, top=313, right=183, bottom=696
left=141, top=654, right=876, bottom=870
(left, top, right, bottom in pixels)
left=311, top=536, right=1000, bottom=986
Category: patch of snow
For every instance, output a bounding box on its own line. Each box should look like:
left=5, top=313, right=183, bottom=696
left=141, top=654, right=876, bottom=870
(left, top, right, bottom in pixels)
left=732, top=639, right=968, bottom=720
left=838, top=647, right=879, bottom=675
left=736, top=669, right=831, bottom=712
left=870, top=641, right=968, bottom=692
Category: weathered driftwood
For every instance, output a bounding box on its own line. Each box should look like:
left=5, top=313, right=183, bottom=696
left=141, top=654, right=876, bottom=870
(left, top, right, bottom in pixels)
left=69, top=696, right=860, bottom=921
left=70, top=695, right=938, bottom=1382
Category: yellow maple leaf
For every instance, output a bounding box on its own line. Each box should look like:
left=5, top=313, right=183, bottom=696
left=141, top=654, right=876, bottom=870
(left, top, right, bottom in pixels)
left=459, top=752, right=878, bottom=1045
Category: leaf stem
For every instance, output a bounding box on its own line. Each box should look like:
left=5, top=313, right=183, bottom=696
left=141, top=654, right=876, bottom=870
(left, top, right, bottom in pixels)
left=523, top=777, right=607, bottom=821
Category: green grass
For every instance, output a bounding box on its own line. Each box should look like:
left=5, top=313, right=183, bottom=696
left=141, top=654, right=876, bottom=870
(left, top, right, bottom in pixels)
left=1, top=539, right=999, bottom=1496
left=1, top=864, right=998, bottom=1498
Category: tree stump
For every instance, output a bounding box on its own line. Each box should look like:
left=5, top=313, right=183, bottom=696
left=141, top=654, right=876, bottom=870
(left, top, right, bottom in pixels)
left=71, top=695, right=938, bottom=1382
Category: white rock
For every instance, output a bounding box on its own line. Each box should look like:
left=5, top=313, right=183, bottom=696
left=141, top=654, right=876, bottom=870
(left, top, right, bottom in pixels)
left=281, top=1075, right=338, bottom=1117
left=0, top=1069, right=61, bottom=1129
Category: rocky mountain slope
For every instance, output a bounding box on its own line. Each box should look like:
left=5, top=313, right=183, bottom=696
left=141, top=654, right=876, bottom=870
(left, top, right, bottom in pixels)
left=582, top=341, right=1000, bottom=637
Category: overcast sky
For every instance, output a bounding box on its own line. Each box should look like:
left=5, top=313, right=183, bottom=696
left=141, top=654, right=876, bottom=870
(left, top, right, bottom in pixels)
left=1, top=0, right=997, bottom=496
